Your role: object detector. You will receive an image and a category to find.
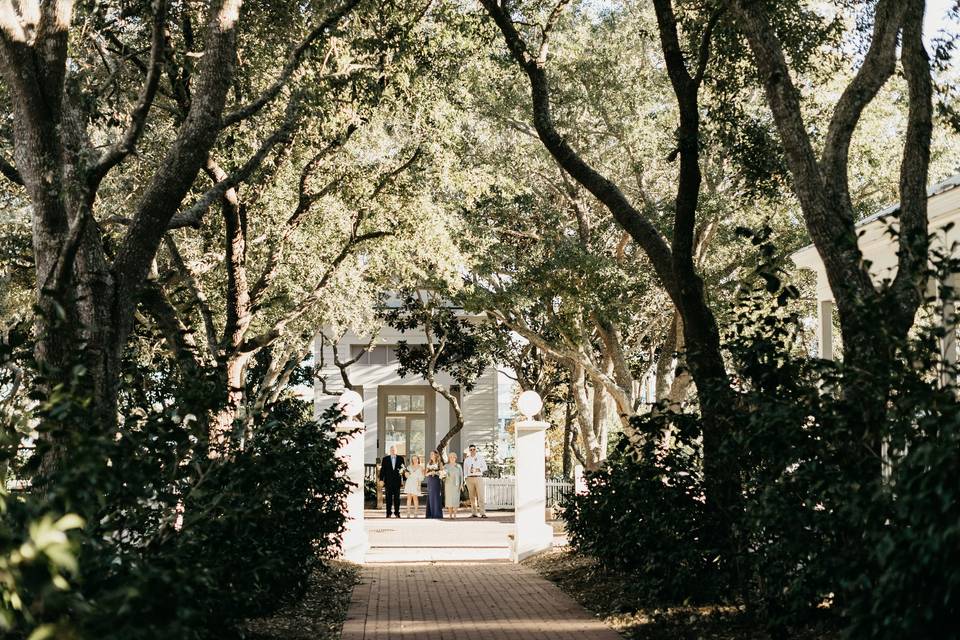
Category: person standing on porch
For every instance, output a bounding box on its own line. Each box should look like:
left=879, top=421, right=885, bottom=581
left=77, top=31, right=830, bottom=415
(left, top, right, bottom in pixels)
left=463, top=444, right=488, bottom=518
left=379, top=445, right=404, bottom=518
left=443, top=452, right=465, bottom=518
left=424, top=450, right=444, bottom=519
left=403, top=455, right=424, bottom=518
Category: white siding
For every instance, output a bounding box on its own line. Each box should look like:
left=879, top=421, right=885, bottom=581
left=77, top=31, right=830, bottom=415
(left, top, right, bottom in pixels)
left=461, top=366, right=498, bottom=451
left=313, top=325, right=501, bottom=463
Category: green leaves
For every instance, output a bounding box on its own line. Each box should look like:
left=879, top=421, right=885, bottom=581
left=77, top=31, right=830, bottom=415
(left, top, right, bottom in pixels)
left=383, top=290, right=500, bottom=392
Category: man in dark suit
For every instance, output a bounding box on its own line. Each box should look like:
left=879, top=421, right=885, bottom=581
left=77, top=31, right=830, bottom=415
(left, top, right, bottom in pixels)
left=379, top=445, right=404, bottom=518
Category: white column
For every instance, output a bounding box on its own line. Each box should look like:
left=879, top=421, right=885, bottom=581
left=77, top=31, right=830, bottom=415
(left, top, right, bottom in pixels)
left=941, top=273, right=959, bottom=387
left=814, top=268, right=835, bottom=360
left=512, top=418, right=553, bottom=562
left=817, top=300, right=834, bottom=360
left=336, top=418, right=368, bottom=563
left=363, top=386, right=377, bottom=464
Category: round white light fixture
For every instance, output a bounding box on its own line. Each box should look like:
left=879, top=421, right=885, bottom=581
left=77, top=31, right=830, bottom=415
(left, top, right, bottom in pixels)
left=517, top=390, right=543, bottom=419
left=337, top=389, right=363, bottom=418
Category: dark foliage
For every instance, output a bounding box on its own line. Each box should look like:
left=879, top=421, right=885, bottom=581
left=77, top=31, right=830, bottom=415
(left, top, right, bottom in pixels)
left=1, top=332, right=349, bottom=639
left=562, top=414, right=724, bottom=603
left=564, top=228, right=960, bottom=639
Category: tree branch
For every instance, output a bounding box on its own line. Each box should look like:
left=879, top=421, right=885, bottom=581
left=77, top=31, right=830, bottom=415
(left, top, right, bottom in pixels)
left=692, top=5, right=724, bottom=88
left=820, top=0, right=907, bottom=206
left=167, top=97, right=300, bottom=230
left=480, top=0, right=678, bottom=300
left=250, top=143, right=416, bottom=311
left=888, top=0, right=933, bottom=326
left=238, top=229, right=392, bottom=355
left=113, top=0, right=243, bottom=358
left=220, top=0, right=361, bottom=128
left=88, top=0, right=168, bottom=188
left=0, top=155, right=23, bottom=185
left=163, top=234, right=221, bottom=362
left=139, top=280, right=204, bottom=372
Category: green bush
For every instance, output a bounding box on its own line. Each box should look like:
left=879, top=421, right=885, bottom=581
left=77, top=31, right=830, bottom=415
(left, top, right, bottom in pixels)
left=562, top=412, right=724, bottom=603
left=727, top=233, right=960, bottom=638
left=564, top=230, right=960, bottom=638
left=1, top=349, right=349, bottom=639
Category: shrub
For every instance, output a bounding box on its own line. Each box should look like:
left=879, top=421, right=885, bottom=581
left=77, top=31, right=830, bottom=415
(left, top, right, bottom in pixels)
left=564, top=229, right=960, bottom=638
left=727, top=230, right=960, bottom=638
left=562, top=412, right=724, bottom=603
left=2, top=349, right=349, bottom=639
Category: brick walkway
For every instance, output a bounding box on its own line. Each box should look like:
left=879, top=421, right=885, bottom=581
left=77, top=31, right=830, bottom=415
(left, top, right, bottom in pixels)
left=340, top=563, right=622, bottom=639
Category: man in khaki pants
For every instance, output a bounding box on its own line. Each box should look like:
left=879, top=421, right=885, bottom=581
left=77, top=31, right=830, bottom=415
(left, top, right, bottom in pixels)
left=463, top=444, right=488, bottom=518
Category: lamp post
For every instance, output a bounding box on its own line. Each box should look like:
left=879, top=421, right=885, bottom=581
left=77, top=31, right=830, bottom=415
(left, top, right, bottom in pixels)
left=336, top=389, right=368, bottom=563
left=511, top=390, right=553, bottom=562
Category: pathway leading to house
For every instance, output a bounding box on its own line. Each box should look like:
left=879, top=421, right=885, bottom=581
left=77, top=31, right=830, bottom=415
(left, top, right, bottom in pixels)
left=364, top=509, right=518, bottom=562
left=339, top=510, right=621, bottom=639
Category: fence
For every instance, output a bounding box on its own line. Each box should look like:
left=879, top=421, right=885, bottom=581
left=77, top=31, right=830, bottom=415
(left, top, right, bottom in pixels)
left=483, top=477, right=573, bottom=511
left=362, top=465, right=573, bottom=511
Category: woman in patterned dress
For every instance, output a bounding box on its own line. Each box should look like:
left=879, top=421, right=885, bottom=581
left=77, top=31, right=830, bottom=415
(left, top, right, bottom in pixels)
left=403, top=455, right=424, bottom=517
left=443, top=452, right=465, bottom=519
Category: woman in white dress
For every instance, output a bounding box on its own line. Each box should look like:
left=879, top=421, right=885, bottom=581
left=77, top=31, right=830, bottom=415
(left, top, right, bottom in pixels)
left=403, top=455, right=424, bottom=517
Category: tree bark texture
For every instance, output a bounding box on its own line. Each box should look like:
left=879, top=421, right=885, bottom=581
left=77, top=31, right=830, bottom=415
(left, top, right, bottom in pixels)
left=730, top=0, right=933, bottom=450
left=0, top=0, right=241, bottom=432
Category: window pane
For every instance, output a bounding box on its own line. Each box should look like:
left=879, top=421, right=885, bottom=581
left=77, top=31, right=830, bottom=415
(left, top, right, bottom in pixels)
left=395, top=394, right=410, bottom=412
left=350, top=345, right=367, bottom=363
left=410, top=394, right=425, bottom=411
left=386, top=345, right=397, bottom=363
left=385, top=417, right=406, bottom=456
left=369, top=345, right=388, bottom=365
left=409, top=418, right=426, bottom=459
left=387, top=395, right=397, bottom=412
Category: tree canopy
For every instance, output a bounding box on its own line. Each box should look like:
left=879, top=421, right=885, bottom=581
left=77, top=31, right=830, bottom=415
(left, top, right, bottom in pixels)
left=1, top=0, right=958, bottom=637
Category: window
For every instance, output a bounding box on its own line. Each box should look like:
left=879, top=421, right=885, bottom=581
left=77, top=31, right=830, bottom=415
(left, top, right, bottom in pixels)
left=386, top=393, right=425, bottom=412
left=349, top=345, right=398, bottom=365
left=382, top=391, right=428, bottom=459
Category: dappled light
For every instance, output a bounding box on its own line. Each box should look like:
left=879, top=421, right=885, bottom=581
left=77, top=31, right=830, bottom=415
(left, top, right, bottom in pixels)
left=1, top=0, right=957, bottom=638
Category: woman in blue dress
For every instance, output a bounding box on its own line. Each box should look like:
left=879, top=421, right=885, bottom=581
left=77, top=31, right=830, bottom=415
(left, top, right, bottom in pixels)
left=424, top=450, right=443, bottom=519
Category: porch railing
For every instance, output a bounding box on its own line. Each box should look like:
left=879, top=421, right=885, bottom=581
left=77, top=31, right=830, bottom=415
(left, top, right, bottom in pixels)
left=362, top=464, right=573, bottom=511
left=483, top=477, right=573, bottom=511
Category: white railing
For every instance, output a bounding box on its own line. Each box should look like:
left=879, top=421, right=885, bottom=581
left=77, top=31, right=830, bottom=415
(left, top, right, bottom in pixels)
left=483, top=477, right=573, bottom=511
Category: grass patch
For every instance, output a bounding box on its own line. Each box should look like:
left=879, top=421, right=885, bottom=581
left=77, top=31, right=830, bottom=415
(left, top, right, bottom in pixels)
left=240, top=561, right=360, bottom=639
left=525, top=548, right=837, bottom=640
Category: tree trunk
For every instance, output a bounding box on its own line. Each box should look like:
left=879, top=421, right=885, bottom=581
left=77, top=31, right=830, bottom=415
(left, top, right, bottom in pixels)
left=731, top=0, right=932, bottom=473
left=570, top=364, right=603, bottom=470
left=0, top=0, right=241, bottom=440
left=481, top=1, right=740, bottom=553
left=434, top=383, right=464, bottom=457
left=562, top=386, right=573, bottom=478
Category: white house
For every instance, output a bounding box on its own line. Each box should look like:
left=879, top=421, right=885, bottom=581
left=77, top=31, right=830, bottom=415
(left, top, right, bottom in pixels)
left=791, top=174, right=960, bottom=378
left=313, top=309, right=502, bottom=465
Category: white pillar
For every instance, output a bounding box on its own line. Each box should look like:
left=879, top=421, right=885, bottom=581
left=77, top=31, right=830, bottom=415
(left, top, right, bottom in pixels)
left=817, top=300, right=834, bottom=360
left=812, top=268, right=835, bottom=360
left=512, top=418, right=553, bottom=562
left=336, top=418, right=368, bottom=563
left=941, top=273, right=959, bottom=387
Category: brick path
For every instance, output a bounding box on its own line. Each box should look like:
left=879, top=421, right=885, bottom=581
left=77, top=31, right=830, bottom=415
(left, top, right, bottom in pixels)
left=340, top=562, right=622, bottom=639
